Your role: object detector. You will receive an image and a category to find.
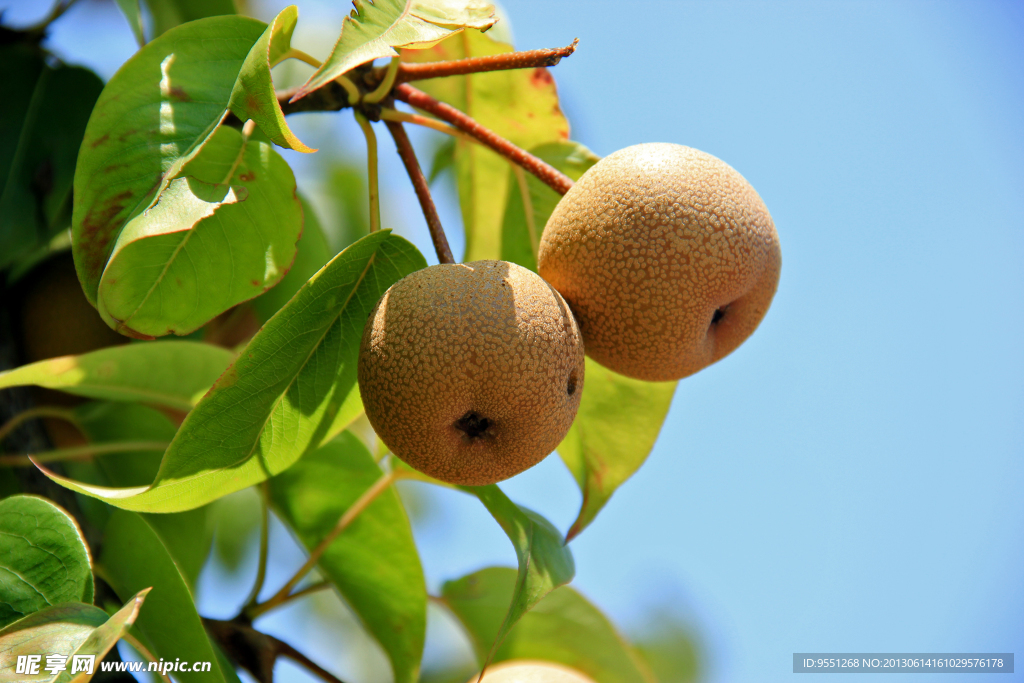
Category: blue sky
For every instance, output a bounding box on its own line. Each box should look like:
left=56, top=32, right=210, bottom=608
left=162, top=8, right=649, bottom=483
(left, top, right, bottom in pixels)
left=6, top=1, right=1022, bottom=681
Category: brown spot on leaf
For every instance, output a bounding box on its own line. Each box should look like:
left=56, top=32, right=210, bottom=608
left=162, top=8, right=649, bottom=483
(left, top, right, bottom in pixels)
left=90, top=134, right=110, bottom=148
left=251, top=279, right=260, bottom=286
left=530, top=68, right=554, bottom=87
left=77, top=189, right=136, bottom=280
left=238, top=171, right=256, bottom=182
left=169, top=86, right=191, bottom=102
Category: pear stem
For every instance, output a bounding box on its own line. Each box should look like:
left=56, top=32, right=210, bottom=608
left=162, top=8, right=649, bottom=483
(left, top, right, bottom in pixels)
left=385, top=120, right=456, bottom=264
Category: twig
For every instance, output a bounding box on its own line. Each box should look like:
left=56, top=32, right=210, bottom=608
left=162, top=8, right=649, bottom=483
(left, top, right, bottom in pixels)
left=395, top=40, right=578, bottom=83
left=0, top=406, right=80, bottom=446
left=354, top=112, right=381, bottom=233
left=205, top=619, right=353, bottom=683
left=6, top=441, right=168, bottom=467
left=246, top=470, right=398, bottom=619
left=393, top=83, right=574, bottom=195
left=385, top=120, right=455, bottom=264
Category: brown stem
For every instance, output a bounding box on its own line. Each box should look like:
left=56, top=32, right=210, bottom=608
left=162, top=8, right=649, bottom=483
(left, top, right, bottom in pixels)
left=394, top=40, right=578, bottom=83
left=385, top=120, right=455, bottom=264
left=393, top=83, right=574, bottom=196
left=205, top=619, right=352, bottom=683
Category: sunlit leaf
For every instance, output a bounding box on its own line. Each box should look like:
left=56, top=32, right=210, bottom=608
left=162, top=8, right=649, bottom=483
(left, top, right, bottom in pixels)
left=96, top=125, right=302, bottom=337
left=72, top=15, right=267, bottom=307
left=39, top=232, right=427, bottom=512
left=501, top=141, right=599, bottom=272
left=0, top=603, right=107, bottom=683
left=229, top=6, right=313, bottom=153
left=144, top=0, right=237, bottom=38
left=250, top=195, right=332, bottom=324
left=53, top=590, right=150, bottom=683
left=100, top=511, right=227, bottom=683
left=459, top=486, right=574, bottom=663
left=294, top=0, right=497, bottom=100
left=0, top=496, right=93, bottom=629
left=0, top=341, right=234, bottom=411
left=0, top=45, right=103, bottom=271
left=441, top=567, right=654, bottom=683
left=558, top=360, right=676, bottom=541
left=402, top=30, right=570, bottom=261
left=270, top=433, right=426, bottom=683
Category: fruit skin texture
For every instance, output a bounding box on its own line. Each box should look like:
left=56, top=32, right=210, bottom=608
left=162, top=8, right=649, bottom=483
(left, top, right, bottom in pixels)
left=358, top=260, right=584, bottom=486
left=538, top=143, right=781, bottom=381
left=467, top=660, right=597, bottom=683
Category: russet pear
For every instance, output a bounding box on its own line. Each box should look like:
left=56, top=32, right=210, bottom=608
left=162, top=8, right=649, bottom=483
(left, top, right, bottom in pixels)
left=358, top=260, right=584, bottom=485
left=538, top=143, right=781, bottom=381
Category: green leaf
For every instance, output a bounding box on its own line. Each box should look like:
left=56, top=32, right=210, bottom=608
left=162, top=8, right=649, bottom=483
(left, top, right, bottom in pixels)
left=558, top=360, right=676, bottom=541
left=459, top=486, right=574, bottom=664
left=402, top=30, right=570, bottom=261
left=0, top=496, right=93, bottom=629
left=40, top=231, right=427, bottom=512
left=71, top=402, right=213, bottom=589
left=270, top=433, right=426, bottom=683
left=229, top=6, right=314, bottom=153
left=0, top=46, right=103, bottom=271
left=0, top=603, right=107, bottom=683
left=250, top=195, right=333, bottom=324
left=294, top=0, right=497, bottom=100
left=0, top=341, right=234, bottom=411
left=501, top=141, right=599, bottom=272
left=95, top=124, right=303, bottom=337
left=72, top=15, right=268, bottom=309
left=53, top=590, right=150, bottom=683
left=100, top=510, right=226, bottom=683
left=114, top=0, right=146, bottom=46
left=441, top=567, right=654, bottom=683
left=144, top=0, right=237, bottom=38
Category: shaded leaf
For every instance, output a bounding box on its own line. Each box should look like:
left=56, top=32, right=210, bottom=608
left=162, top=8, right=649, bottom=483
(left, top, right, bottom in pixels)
left=250, top=195, right=332, bottom=324
left=270, top=433, right=426, bottom=683
left=441, top=567, right=654, bottom=683
left=402, top=30, right=570, bottom=261
left=558, top=360, right=676, bottom=541
left=0, top=341, right=234, bottom=411
left=459, top=486, right=574, bottom=663
left=294, top=0, right=497, bottom=100
left=501, top=141, right=599, bottom=272
left=0, top=496, right=92, bottom=629
left=0, top=46, right=103, bottom=271
left=114, top=0, right=145, bottom=46
left=229, top=6, right=314, bottom=153
left=53, top=590, right=150, bottom=683
left=40, top=232, right=427, bottom=512
left=0, top=603, right=107, bottom=683
left=72, top=402, right=212, bottom=588
left=72, top=15, right=268, bottom=308
left=144, top=0, right=237, bottom=38
left=100, top=511, right=226, bottom=683
left=96, top=125, right=303, bottom=337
